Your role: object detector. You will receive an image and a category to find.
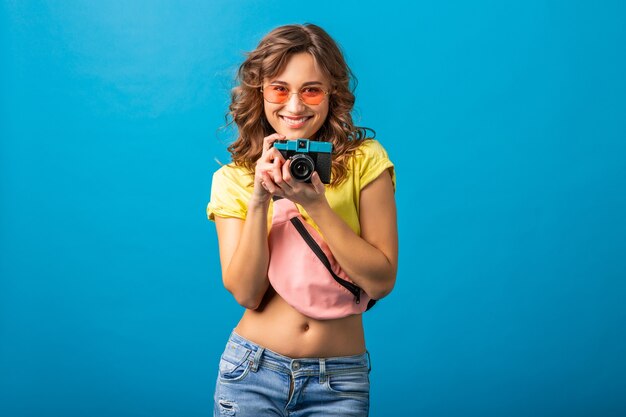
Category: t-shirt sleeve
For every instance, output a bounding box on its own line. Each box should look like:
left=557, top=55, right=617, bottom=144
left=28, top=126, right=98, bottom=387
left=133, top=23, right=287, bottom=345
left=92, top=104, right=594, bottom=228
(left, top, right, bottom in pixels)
left=206, top=165, right=250, bottom=221
left=358, top=139, right=396, bottom=191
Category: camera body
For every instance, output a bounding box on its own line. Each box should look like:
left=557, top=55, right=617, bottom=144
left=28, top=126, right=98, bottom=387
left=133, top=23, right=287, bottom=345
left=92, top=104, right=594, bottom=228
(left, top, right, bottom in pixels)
left=274, top=139, right=333, bottom=184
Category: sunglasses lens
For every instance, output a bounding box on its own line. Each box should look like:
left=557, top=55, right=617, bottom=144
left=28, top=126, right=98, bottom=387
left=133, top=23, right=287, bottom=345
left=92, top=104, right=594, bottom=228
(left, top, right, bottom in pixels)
left=264, top=85, right=289, bottom=103
left=300, top=87, right=325, bottom=105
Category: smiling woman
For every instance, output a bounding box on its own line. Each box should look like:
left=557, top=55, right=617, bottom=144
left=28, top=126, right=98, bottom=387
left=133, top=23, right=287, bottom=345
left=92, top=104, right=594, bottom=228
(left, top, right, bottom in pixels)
left=206, top=23, right=397, bottom=416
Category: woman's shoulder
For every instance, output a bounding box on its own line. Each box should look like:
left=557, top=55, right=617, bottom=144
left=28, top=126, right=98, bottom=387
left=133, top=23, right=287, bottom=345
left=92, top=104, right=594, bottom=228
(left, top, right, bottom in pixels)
left=350, top=138, right=396, bottom=190
left=353, top=138, right=391, bottom=160
left=207, top=163, right=253, bottom=221
left=212, top=163, right=253, bottom=186
left=348, top=138, right=394, bottom=170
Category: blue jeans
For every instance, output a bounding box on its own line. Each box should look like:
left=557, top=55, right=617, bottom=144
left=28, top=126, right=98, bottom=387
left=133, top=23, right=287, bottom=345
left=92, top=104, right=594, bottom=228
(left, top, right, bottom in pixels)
left=213, top=331, right=371, bottom=416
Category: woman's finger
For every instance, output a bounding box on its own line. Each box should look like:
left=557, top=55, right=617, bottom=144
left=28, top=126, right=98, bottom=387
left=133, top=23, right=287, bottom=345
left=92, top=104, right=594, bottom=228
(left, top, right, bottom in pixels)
left=311, top=171, right=326, bottom=194
left=270, top=149, right=286, bottom=184
left=262, top=133, right=286, bottom=153
left=268, top=147, right=286, bottom=164
left=281, top=159, right=294, bottom=185
left=261, top=172, right=276, bottom=194
left=275, top=160, right=293, bottom=193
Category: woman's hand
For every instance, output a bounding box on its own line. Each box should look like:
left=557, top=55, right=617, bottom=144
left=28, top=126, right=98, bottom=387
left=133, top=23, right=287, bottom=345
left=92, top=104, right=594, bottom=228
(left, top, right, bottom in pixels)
left=254, top=133, right=327, bottom=208
left=260, top=157, right=327, bottom=208
left=252, top=133, right=287, bottom=205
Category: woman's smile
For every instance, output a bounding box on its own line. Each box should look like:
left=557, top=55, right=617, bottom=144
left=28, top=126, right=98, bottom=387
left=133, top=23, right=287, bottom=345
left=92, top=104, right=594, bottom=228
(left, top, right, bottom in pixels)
left=280, top=115, right=314, bottom=129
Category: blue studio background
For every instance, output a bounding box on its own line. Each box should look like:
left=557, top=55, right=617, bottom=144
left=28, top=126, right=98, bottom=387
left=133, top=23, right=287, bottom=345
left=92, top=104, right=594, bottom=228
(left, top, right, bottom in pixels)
left=1, top=1, right=625, bottom=416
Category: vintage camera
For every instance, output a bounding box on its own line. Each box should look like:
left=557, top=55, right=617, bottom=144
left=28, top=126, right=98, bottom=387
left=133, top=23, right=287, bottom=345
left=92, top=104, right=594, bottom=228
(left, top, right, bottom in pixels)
left=274, top=139, right=332, bottom=184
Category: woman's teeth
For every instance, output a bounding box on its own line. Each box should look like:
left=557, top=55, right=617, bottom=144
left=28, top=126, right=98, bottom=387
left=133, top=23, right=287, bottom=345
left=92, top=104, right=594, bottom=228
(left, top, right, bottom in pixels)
left=281, top=116, right=310, bottom=126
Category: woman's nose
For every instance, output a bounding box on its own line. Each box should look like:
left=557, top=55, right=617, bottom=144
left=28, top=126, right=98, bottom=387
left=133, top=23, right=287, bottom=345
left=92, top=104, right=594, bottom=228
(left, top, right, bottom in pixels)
left=284, top=92, right=306, bottom=113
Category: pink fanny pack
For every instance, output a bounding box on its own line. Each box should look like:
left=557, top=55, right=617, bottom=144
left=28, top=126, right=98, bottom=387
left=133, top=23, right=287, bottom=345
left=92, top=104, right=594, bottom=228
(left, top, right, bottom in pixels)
left=267, top=197, right=374, bottom=320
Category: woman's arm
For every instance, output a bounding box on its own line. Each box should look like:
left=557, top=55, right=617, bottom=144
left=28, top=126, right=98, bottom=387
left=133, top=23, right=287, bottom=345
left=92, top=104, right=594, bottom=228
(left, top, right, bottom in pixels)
left=214, top=133, right=287, bottom=310
left=304, top=169, right=398, bottom=300
left=215, top=198, right=271, bottom=310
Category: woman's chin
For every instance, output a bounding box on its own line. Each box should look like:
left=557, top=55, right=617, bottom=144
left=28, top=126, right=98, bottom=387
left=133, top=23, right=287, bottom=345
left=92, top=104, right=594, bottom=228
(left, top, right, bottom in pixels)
left=271, top=126, right=316, bottom=140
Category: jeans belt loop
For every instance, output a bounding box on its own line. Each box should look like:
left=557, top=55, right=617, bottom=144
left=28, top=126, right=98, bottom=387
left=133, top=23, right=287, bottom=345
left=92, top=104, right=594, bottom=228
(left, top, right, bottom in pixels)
left=250, top=347, right=264, bottom=373
left=319, top=358, right=326, bottom=384
left=366, top=350, right=372, bottom=373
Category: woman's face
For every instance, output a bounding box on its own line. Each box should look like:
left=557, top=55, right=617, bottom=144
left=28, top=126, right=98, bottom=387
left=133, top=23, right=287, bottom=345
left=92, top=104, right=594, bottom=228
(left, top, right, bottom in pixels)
left=263, top=53, right=330, bottom=140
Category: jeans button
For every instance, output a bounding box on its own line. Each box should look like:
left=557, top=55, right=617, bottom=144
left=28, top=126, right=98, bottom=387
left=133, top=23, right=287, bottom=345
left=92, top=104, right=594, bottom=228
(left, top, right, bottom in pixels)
left=292, top=361, right=300, bottom=370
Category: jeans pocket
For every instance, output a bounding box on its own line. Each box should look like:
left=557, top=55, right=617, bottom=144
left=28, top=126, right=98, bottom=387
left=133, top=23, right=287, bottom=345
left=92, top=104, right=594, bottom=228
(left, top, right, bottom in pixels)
left=218, top=342, right=253, bottom=383
left=324, top=369, right=370, bottom=398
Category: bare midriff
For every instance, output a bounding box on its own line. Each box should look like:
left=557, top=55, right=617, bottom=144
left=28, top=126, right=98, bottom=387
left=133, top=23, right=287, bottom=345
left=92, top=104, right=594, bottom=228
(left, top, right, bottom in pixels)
left=234, top=287, right=366, bottom=358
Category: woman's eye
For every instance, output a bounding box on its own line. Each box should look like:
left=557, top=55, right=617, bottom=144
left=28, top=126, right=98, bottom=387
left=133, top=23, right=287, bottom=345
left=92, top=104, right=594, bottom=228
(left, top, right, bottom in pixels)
left=302, top=87, right=323, bottom=95
left=270, top=85, right=287, bottom=93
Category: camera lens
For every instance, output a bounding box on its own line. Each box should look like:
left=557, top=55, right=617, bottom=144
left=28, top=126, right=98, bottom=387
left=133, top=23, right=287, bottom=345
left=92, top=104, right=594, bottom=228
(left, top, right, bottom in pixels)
left=290, top=154, right=314, bottom=182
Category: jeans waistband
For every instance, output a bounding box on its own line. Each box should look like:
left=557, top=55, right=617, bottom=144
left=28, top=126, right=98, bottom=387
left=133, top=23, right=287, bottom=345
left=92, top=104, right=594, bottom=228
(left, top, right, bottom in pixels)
left=228, top=331, right=371, bottom=376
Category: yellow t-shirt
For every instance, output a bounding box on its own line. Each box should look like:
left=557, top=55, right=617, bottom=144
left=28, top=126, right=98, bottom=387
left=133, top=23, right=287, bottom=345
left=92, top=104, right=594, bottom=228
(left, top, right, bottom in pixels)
left=206, top=139, right=395, bottom=235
